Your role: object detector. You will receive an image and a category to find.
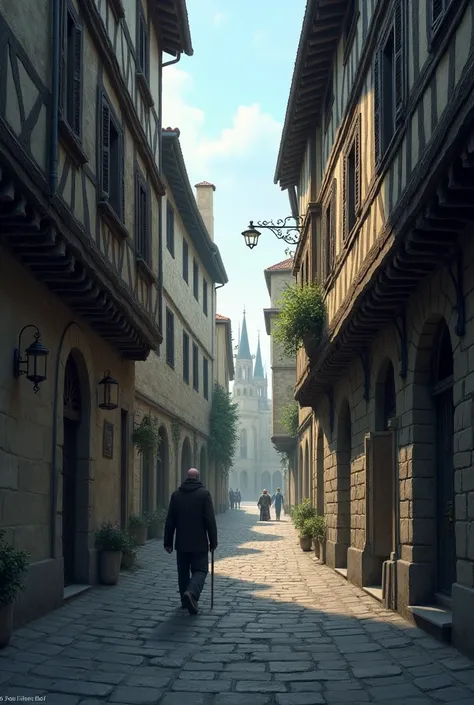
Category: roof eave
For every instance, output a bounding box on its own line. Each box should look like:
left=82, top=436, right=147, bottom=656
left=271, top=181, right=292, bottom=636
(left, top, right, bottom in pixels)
left=153, top=0, right=194, bottom=57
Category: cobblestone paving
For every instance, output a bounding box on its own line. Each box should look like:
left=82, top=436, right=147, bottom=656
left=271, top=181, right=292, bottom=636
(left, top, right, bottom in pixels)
left=1, top=505, right=474, bottom=705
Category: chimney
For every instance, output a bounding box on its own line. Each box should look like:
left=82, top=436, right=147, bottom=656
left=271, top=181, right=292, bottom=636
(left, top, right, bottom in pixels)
left=195, top=181, right=216, bottom=241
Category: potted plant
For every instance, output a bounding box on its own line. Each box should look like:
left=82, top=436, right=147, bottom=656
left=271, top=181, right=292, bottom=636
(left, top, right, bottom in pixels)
left=273, top=282, right=326, bottom=362
left=95, top=522, right=126, bottom=585
left=146, top=508, right=167, bottom=539
left=292, top=499, right=317, bottom=550
left=299, top=518, right=315, bottom=552
left=0, top=531, right=29, bottom=649
left=313, top=515, right=326, bottom=564
left=132, top=416, right=160, bottom=454
left=121, top=531, right=138, bottom=570
left=128, top=514, right=148, bottom=545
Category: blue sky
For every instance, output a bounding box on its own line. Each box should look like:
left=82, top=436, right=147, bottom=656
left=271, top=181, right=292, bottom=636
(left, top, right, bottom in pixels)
left=162, top=0, right=306, bottom=390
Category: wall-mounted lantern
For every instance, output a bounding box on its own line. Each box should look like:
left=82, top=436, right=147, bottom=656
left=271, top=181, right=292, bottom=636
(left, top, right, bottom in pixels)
left=13, top=325, right=50, bottom=394
left=241, top=216, right=304, bottom=250
left=98, top=370, right=119, bottom=410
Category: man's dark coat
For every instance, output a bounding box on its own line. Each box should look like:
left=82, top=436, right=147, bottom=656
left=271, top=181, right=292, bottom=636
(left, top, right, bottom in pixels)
left=164, top=478, right=218, bottom=553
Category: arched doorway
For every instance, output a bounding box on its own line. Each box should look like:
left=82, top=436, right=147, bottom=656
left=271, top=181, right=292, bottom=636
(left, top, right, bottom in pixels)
left=261, top=470, right=271, bottom=493
left=336, top=400, right=352, bottom=569
left=432, top=322, right=455, bottom=594
left=156, top=426, right=169, bottom=508
left=200, top=446, right=208, bottom=487
left=272, top=470, right=283, bottom=494
left=62, top=355, right=81, bottom=586
left=181, top=436, right=192, bottom=481
left=316, top=429, right=324, bottom=516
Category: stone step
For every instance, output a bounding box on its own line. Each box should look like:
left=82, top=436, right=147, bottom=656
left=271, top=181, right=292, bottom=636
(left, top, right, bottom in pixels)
left=63, top=584, right=92, bottom=603
left=335, top=568, right=348, bottom=580
left=363, top=585, right=383, bottom=602
left=408, top=604, right=452, bottom=643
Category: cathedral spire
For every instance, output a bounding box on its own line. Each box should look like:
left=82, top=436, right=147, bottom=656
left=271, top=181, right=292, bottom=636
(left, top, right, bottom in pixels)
left=254, top=331, right=264, bottom=378
left=237, top=309, right=252, bottom=360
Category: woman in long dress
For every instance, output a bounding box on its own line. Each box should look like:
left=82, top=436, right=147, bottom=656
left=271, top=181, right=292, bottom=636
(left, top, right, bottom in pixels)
left=257, top=489, right=272, bottom=521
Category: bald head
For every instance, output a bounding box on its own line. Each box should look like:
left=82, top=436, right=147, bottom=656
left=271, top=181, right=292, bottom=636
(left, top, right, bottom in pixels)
left=187, top=468, right=200, bottom=480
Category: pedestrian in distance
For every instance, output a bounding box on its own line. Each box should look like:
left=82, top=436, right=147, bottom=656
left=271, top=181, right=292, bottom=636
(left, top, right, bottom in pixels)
left=236, top=489, right=241, bottom=509
left=164, top=467, right=218, bottom=615
left=257, top=489, right=272, bottom=521
left=271, top=488, right=284, bottom=521
left=229, top=488, right=235, bottom=509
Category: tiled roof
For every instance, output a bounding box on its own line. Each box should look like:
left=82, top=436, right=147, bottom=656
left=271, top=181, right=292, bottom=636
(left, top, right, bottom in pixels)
left=215, top=313, right=230, bottom=321
left=265, top=257, right=294, bottom=272
left=195, top=181, right=216, bottom=191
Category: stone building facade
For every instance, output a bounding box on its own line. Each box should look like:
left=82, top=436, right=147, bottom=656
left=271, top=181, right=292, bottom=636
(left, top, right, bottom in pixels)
left=228, top=314, right=282, bottom=500
left=0, top=0, right=192, bottom=625
left=274, top=0, right=474, bottom=656
left=135, top=135, right=229, bottom=515
left=214, top=313, right=235, bottom=511
left=263, top=258, right=297, bottom=504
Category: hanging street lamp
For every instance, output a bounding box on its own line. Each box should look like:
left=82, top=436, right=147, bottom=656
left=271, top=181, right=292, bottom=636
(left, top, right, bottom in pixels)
left=241, top=216, right=305, bottom=250
left=98, top=370, right=120, bottom=410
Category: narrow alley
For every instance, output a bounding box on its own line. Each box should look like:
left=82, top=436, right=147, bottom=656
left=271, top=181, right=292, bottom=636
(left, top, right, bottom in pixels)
left=1, top=506, right=474, bottom=705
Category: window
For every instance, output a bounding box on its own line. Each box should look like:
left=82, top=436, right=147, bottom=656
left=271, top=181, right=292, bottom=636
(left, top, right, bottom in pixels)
left=166, top=202, right=174, bottom=257
left=374, top=0, right=405, bottom=165
left=432, top=0, right=453, bottom=34
left=62, top=6, right=82, bottom=138
left=183, top=331, right=189, bottom=383
left=343, top=0, right=358, bottom=60
left=137, top=8, right=149, bottom=80
left=343, top=118, right=360, bottom=241
left=182, top=239, right=189, bottom=282
left=100, top=95, right=124, bottom=220
left=203, top=357, right=209, bottom=400
left=322, top=180, right=336, bottom=281
left=203, top=279, right=208, bottom=316
left=166, top=308, right=174, bottom=367
left=324, top=74, right=334, bottom=132
left=193, top=259, right=199, bottom=300
left=135, top=172, right=149, bottom=262
left=192, top=343, right=199, bottom=391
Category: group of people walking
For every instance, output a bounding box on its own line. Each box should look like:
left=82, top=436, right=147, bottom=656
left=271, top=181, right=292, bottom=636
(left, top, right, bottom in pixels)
left=228, top=488, right=241, bottom=509
left=257, top=488, right=285, bottom=521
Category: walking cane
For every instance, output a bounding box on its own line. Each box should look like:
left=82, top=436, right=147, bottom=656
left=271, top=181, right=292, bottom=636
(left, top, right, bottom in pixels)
left=210, top=550, right=215, bottom=609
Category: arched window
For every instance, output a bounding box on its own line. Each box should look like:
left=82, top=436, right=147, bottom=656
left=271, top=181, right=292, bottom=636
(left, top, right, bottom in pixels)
left=240, top=429, right=248, bottom=458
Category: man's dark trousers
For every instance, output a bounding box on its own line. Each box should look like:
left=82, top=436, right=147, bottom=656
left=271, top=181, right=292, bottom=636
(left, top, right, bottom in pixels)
left=177, top=552, right=208, bottom=601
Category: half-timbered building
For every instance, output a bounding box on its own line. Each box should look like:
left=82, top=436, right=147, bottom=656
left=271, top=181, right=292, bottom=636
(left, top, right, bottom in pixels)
left=0, top=0, right=192, bottom=625
left=274, top=0, right=474, bottom=655
left=134, top=131, right=229, bottom=519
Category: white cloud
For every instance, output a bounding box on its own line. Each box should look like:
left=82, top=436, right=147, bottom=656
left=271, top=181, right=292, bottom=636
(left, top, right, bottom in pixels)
left=162, top=66, right=281, bottom=178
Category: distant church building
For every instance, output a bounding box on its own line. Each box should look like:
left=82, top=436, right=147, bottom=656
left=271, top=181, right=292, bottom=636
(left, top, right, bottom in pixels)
left=229, top=312, right=283, bottom=501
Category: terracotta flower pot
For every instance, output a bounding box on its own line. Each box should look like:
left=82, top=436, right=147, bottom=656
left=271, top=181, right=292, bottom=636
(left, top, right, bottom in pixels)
left=131, top=525, right=147, bottom=546
left=99, top=550, right=122, bottom=585
left=0, top=603, right=14, bottom=649
left=300, top=536, right=312, bottom=552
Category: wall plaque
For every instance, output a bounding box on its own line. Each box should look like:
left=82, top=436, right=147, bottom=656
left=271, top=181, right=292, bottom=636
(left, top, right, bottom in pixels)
left=103, top=421, right=114, bottom=459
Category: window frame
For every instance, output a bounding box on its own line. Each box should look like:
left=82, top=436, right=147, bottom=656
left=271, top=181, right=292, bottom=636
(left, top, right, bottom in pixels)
left=430, top=0, right=456, bottom=48
left=182, top=331, right=189, bottom=383
left=60, top=2, right=83, bottom=140
left=323, top=73, right=334, bottom=133
left=203, top=357, right=209, bottom=400
left=99, top=92, right=125, bottom=223
left=343, top=0, right=359, bottom=65
left=165, top=307, right=175, bottom=368
left=342, top=114, right=361, bottom=243
left=166, top=201, right=175, bottom=257
left=321, top=179, right=337, bottom=283
left=182, top=238, right=189, bottom=283
left=135, top=168, right=150, bottom=263
left=136, top=3, right=149, bottom=81
left=203, top=278, right=208, bottom=316
left=192, top=343, right=199, bottom=391
left=193, top=259, right=199, bottom=301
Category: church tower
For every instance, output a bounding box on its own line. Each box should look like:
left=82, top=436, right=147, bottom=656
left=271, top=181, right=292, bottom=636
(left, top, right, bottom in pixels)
left=253, top=332, right=268, bottom=404
left=233, top=309, right=254, bottom=396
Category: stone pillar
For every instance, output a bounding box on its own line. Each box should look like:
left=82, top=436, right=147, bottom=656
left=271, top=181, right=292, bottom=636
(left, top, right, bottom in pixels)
left=195, top=182, right=215, bottom=240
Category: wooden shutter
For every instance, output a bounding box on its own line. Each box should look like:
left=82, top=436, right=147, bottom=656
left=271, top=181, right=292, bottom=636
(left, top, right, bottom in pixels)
left=321, top=209, right=328, bottom=281
left=101, top=97, right=110, bottom=198
left=373, top=54, right=381, bottom=166
left=120, top=130, right=125, bottom=222
left=330, top=179, right=336, bottom=269
left=354, top=117, right=361, bottom=213
left=72, top=23, right=82, bottom=136
left=342, top=152, right=347, bottom=241
left=394, top=0, right=404, bottom=124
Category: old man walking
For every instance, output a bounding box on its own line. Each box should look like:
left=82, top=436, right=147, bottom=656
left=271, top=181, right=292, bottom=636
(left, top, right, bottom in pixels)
left=164, top=468, right=218, bottom=615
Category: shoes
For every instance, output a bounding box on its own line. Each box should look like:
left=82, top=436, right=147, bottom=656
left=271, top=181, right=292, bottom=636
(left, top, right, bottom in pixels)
left=182, top=590, right=198, bottom=615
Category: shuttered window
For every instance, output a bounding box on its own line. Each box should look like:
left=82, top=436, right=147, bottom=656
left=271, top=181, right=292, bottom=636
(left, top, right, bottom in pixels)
left=166, top=308, right=174, bottom=367
left=166, top=202, right=175, bottom=257
left=183, top=331, right=189, bottom=383
left=342, top=116, right=361, bottom=241
left=193, top=259, right=199, bottom=301
left=100, top=94, right=124, bottom=220
left=137, top=9, right=149, bottom=80
left=193, top=343, right=199, bottom=391
left=432, top=0, right=452, bottom=33
left=374, top=0, right=405, bottom=167
left=135, top=173, right=149, bottom=262
left=324, top=74, right=334, bottom=133
left=203, top=279, right=208, bottom=316
left=203, top=358, right=209, bottom=400
left=322, top=180, right=337, bottom=281
left=182, top=239, right=189, bottom=282
left=61, top=5, right=82, bottom=138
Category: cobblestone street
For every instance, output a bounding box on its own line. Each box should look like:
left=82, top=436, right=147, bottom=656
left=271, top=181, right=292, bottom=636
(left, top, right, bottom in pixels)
left=1, top=506, right=474, bottom=705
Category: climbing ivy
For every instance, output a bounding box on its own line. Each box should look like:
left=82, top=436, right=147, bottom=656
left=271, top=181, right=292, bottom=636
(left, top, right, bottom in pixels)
left=208, top=383, right=239, bottom=475
left=280, top=402, right=299, bottom=437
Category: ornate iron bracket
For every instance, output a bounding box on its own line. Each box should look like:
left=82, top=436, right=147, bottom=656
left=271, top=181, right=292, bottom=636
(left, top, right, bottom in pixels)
left=360, top=350, right=370, bottom=402
left=448, top=252, right=465, bottom=337
left=394, top=311, right=408, bottom=380
left=325, top=387, right=334, bottom=436
left=249, top=215, right=305, bottom=245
